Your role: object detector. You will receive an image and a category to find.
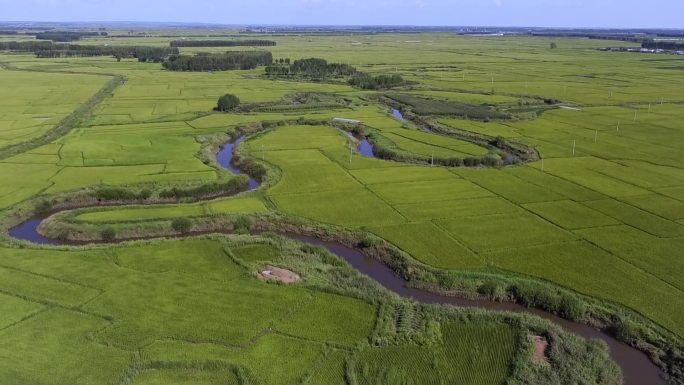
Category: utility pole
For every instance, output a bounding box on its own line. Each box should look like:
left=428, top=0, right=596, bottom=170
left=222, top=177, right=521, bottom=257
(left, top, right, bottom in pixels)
left=616, top=120, right=620, bottom=132
left=594, top=130, right=598, bottom=143
left=572, top=140, right=576, bottom=155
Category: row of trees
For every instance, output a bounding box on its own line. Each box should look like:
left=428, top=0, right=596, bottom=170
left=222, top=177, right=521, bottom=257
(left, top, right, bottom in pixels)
left=35, top=31, right=105, bottom=42
left=0, top=41, right=55, bottom=52
left=170, top=39, right=276, bottom=47
left=642, top=39, right=684, bottom=50
left=348, top=73, right=404, bottom=90
left=265, top=57, right=357, bottom=78
left=162, top=51, right=273, bottom=71
left=36, top=45, right=178, bottom=62
left=0, top=41, right=177, bottom=62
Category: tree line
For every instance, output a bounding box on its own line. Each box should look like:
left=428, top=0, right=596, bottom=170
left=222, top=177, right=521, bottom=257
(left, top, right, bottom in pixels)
left=349, top=73, right=404, bottom=90
left=162, top=51, right=273, bottom=71
left=170, top=39, right=276, bottom=47
left=35, top=31, right=106, bottom=42
left=0, top=41, right=177, bottom=62
left=642, top=39, right=684, bottom=50
left=265, top=57, right=357, bottom=78
left=264, top=57, right=404, bottom=89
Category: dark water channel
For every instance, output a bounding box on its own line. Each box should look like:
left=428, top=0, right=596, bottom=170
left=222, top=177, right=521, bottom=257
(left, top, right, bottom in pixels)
left=216, top=135, right=260, bottom=191
left=286, top=234, right=667, bottom=385
left=391, top=108, right=432, bottom=133
left=391, top=108, right=405, bottom=120
left=5, top=134, right=668, bottom=385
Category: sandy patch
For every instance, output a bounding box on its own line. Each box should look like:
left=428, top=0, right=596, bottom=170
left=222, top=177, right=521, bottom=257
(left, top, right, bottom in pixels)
left=257, top=265, right=300, bottom=284
left=530, top=335, right=549, bottom=364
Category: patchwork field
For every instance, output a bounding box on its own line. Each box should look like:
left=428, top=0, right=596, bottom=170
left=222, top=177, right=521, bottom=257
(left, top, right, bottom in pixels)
left=0, top=30, right=682, bottom=384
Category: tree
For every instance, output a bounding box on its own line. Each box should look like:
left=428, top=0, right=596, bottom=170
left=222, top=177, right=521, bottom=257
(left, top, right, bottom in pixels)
left=171, top=217, right=193, bottom=233
left=550, top=42, right=558, bottom=49
left=216, top=94, right=240, bottom=112
left=101, top=227, right=116, bottom=242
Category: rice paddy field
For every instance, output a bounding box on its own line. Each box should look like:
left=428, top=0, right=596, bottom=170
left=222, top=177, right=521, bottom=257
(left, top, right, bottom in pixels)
left=0, top=30, right=682, bottom=384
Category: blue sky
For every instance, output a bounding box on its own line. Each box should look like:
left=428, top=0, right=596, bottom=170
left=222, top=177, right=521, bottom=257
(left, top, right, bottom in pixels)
left=1, top=0, right=683, bottom=29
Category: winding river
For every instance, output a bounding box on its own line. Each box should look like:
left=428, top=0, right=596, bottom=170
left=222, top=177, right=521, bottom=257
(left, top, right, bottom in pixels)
left=6, top=133, right=667, bottom=385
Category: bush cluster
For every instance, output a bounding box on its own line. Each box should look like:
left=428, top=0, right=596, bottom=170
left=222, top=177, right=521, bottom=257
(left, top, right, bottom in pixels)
left=95, top=187, right=151, bottom=201
left=171, top=217, right=193, bottom=233
left=158, top=175, right=248, bottom=199
left=349, top=73, right=404, bottom=90
left=265, top=57, right=356, bottom=78
left=216, top=94, right=240, bottom=112
left=508, top=282, right=586, bottom=321
left=163, top=51, right=273, bottom=72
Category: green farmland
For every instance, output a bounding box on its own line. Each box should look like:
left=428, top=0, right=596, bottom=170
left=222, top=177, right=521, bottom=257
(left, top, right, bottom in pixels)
left=0, top=28, right=682, bottom=385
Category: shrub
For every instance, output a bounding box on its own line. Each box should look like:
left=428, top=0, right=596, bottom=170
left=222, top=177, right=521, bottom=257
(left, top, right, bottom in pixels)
left=477, top=279, right=504, bottom=300
left=559, top=294, right=586, bottom=321
left=358, top=235, right=377, bottom=249
left=233, top=216, right=252, bottom=233
left=95, top=187, right=138, bottom=201
left=35, top=200, right=53, bottom=215
left=138, top=189, right=152, bottom=200
left=613, top=317, right=639, bottom=342
left=171, top=217, right=193, bottom=233
left=217, top=94, right=240, bottom=112
left=158, top=175, right=248, bottom=199
left=101, top=227, right=116, bottom=242
left=349, top=73, right=404, bottom=90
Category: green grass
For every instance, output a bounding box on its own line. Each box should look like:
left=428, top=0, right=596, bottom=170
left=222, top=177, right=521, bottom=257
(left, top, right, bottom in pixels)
left=369, top=222, right=483, bottom=269
left=0, top=266, right=100, bottom=307
left=133, top=368, right=240, bottom=385
left=0, top=292, right=45, bottom=329
left=275, top=293, right=376, bottom=347
left=484, top=241, right=684, bottom=336
left=76, top=197, right=267, bottom=222
left=232, top=244, right=280, bottom=263
left=437, top=212, right=576, bottom=252
left=2, top=31, right=684, bottom=381
left=584, top=199, right=684, bottom=238
left=523, top=200, right=619, bottom=230
left=367, top=178, right=492, bottom=205
left=395, top=197, right=522, bottom=221
left=306, top=350, right=347, bottom=385
left=355, top=322, right=515, bottom=385
left=145, top=334, right=325, bottom=385
left=0, top=308, right=132, bottom=385
left=271, top=188, right=406, bottom=227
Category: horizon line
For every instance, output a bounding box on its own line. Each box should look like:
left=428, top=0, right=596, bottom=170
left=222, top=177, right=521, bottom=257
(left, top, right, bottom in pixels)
left=1, top=21, right=684, bottom=32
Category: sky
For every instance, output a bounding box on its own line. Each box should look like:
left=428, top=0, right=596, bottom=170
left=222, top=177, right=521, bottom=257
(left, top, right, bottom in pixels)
left=1, top=0, right=683, bottom=29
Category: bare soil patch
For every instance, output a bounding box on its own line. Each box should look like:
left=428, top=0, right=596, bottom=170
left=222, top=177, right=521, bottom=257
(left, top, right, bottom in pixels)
left=530, top=335, right=549, bottom=364
left=258, top=265, right=300, bottom=284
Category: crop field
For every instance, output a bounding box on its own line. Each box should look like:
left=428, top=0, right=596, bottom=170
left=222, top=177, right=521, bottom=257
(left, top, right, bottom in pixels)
left=0, top=29, right=683, bottom=384
left=355, top=323, right=516, bottom=385
left=0, top=68, right=109, bottom=147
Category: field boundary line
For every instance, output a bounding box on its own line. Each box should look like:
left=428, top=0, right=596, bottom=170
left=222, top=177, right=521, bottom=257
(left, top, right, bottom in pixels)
left=0, top=263, right=104, bottom=293
left=0, top=305, right=52, bottom=333
left=0, top=68, right=125, bottom=161
left=319, top=149, right=410, bottom=222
